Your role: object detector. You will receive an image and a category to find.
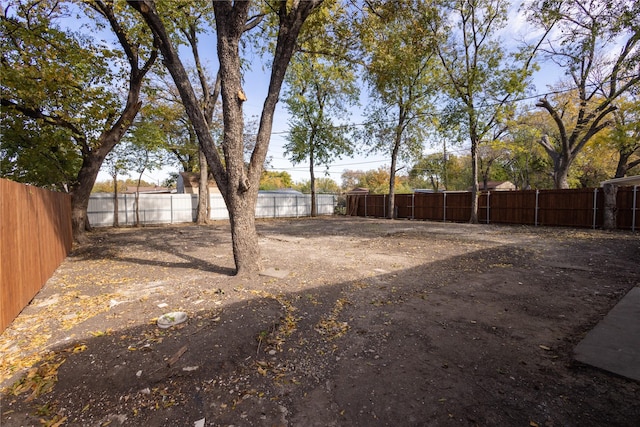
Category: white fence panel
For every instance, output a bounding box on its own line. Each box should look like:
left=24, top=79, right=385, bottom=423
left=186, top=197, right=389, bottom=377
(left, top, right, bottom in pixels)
left=88, top=193, right=336, bottom=227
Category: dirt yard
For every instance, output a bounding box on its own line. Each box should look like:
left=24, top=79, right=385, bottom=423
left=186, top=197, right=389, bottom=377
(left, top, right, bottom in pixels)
left=1, top=217, right=639, bottom=426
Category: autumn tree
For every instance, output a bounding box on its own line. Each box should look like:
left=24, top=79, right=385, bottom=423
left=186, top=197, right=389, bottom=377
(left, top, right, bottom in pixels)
left=477, top=139, right=510, bottom=190
left=493, top=115, right=552, bottom=190
left=259, top=171, right=293, bottom=190
left=424, top=0, right=545, bottom=222
left=341, top=167, right=412, bottom=195
left=357, top=0, right=439, bottom=219
left=129, top=0, right=323, bottom=275
left=528, top=0, right=640, bottom=189
left=296, top=177, right=340, bottom=194
left=1, top=0, right=158, bottom=241
left=609, top=95, right=640, bottom=178
left=144, top=73, right=223, bottom=224
left=283, top=1, right=358, bottom=216
left=101, top=142, right=133, bottom=226
left=409, top=153, right=448, bottom=191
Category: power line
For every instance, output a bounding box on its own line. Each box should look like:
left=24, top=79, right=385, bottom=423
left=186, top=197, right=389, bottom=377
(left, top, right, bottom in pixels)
left=259, top=74, right=638, bottom=138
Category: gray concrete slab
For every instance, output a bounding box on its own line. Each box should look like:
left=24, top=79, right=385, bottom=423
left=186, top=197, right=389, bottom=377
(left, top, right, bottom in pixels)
left=574, top=287, right=640, bottom=381
left=260, top=267, right=290, bottom=279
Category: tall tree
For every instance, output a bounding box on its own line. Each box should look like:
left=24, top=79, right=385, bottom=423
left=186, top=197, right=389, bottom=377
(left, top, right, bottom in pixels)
left=425, top=0, right=545, bottom=222
left=1, top=0, right=157, bottom=241
left=283, top=0, right=357, bottom=216
left=409, top=153, right=448, bottom=191
left=609, top=95, right=640, bottom=178
left=283, top=51, right=357, bottom=215
left=102, top=142, right=134, bottom=227
left=358, top=0, right=439, bottom=219
left=529, top=0, right=640, bottom=188
left=129, top=0, right=323, bottom=275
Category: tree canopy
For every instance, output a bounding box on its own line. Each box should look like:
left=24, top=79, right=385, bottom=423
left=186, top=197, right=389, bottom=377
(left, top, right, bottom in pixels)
left=3, top=0, right=638, bottom=251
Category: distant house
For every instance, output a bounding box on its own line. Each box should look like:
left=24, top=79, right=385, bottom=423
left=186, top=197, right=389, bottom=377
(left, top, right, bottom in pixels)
left=177, top=172, right=220, bottom=195
left=347, top=187, right=370, bottom=195
left=477, top=181, right=516, bottom=191
left=259, top=189, right=304, bottom=195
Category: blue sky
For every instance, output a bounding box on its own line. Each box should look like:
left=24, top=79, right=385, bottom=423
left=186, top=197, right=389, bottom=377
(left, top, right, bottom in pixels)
left=100, top=1, right=561, bottom=187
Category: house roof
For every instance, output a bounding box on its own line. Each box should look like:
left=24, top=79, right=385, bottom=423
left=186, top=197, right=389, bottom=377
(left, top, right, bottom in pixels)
left=601, top=175, right=640, bottom=187
left=122, top=186, right=172, bottom=194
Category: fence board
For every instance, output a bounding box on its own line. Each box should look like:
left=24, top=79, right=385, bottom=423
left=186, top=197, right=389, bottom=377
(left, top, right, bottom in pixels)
left=1, top=179, right=72, bottom=333
left=617, top=186, right=639, bottom=230
left=346, top=186, right=638, bottom=230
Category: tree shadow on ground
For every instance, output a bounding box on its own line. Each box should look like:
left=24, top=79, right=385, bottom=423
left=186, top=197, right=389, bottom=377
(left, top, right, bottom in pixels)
left=71, top=224, right=236, bottom=276
left=2, top=229, right=639, bottom=426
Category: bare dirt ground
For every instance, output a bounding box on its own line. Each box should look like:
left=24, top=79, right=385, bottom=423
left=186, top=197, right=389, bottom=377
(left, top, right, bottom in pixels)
left=1, top=216, right=639, bottom=427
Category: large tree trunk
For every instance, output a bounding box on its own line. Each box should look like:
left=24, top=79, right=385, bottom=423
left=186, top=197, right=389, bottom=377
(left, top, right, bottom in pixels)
left=196, top=149, right=209, bottom=224
left=215, top=2, right=262, bottom=274
left=67, top=1, right=156, bottom=242
left=227, top=188, right=261, bottom=272
left=602, top=183, right=618, bottom=230
left=554, top=164, right=570, bottom=189
left=71, top=155, right=105, bottom=242
left=129, top=0, right=321, bottom=275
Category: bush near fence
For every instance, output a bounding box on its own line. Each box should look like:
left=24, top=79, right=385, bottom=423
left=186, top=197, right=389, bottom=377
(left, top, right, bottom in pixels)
left=87, top=192, right=337, bottom=227
left=0, top=179, right=73, bottom=333
left=347, top=187, right=639, bottom=231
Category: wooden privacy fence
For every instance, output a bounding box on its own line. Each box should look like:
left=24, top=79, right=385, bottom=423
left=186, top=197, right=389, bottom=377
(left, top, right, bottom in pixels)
left=1, top=179, right=73, bottom=333
left=347, top=186, right=639, bottom=231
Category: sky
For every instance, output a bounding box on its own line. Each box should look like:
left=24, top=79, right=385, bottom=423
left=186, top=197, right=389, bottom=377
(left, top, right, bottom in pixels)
left=98, top=1, right=560, bottom=187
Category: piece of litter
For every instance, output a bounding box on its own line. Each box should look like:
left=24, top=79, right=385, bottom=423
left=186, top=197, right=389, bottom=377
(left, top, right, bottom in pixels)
left=183, top=366, right=199, bottom=372
left=136, top=370, right=142, bottom=378
left=157, top=311, right=188, bottom=328
left=194, top=418, right=205, bottom=427
left=157, top=303, right=169, bottom=308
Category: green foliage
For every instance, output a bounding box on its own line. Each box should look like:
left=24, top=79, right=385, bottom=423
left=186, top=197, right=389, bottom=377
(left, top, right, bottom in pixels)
left=357, top=0, right=439, bottom=165
left=608, top=95, right=640, bottom=178
left=409, top=153, right=448, bottom=191
left=341, top=167, right=412, bottom=195
left=295, top=177, right=340, bottom=194
left=283, top=0, right=359, bottom=176
left=259, top=171, right=293, bottom=190
left=0, top=113, right=81, bottom=191
left=0, top=0, right=121, bottom=187
left=527, top=0, right=640, bottom=188
left=92, top=178, right=155, bottom=193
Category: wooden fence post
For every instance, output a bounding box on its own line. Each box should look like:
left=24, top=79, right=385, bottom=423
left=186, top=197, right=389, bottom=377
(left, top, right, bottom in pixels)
left=535, top=190, right=539, bottom=226
left=443, top=192, right=447, bottom=222
left=633, top=186, right=638, bottom=232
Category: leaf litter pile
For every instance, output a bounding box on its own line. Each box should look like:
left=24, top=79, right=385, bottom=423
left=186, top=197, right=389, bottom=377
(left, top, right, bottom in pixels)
left=1, top=217, right=639, bottom=426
